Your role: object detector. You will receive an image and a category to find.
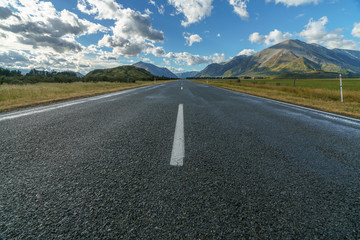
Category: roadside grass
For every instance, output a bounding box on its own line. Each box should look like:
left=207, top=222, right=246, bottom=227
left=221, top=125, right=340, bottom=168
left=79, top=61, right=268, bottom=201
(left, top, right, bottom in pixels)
left=0, top=81, right=165, bottom=112
left=192, top=79, right=360, bottom=118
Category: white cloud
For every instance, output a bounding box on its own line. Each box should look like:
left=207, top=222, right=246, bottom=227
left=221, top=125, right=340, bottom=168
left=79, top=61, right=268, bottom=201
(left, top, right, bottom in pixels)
left=141, top=57, right=153, bottom=63
left=299, top=16, right=359, bottom=50
left=79, top=0, right=164, bottom=58
left=249, top=32, right=265, bottom=43
left=168, top=0, right=213, bottom=27
left=166, top=66, right=185, bottom=73
left=0, top=0, right=107, bottom=54
left=166, top=52, right=226, bottom=65
left=148, top=0, right=165, bottom=14
left=184, top=33, right=203, bottom=46
left=145, top=8, right=152, bottom=15
left=145, top=45, right=167, bottom=57
left=351, top=22, right=360, bottom=38
left=158, top=5, right=165, bottom=14
left=237, top=49, right=256, bottom=56
left=265, top=29, right=292, bottom=45
left=249, top=29, right=292, bottom=45
left=112, top=8, right=164, bottom=42
left=163, top=58, right=171, bottom=65
left=228, top=0, right=249, bottom=20
left=299, top=16, right=328, bottom=43
left=265, top=0, right=321, bottom=7
left=0, top=50, right=30, bottom=64
left=77, top=0, right=123, bottom=20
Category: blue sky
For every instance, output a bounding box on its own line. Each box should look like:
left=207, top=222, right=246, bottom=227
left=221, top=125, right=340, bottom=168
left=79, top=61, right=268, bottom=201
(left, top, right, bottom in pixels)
left=1, top=0, right=360, bottom=74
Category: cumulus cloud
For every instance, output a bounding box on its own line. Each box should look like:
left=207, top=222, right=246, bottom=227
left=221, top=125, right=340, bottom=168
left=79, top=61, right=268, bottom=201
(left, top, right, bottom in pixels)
left=166, top=52, right=226, bottom=65
left=299, top=16, right=327, bottom=43
left=265, top=0, right=321, bottom=7
left=228, top=0, right=249, bottom=20
left=0, top=7, right=14, bottom=19
left=249, top=29, right=292, bottom=45
left=79, top=0, right=164, bottom=58
left=0, top=50, right=29, bottom=64
left=249, top=32, right=265, bottom=44
left=113, top=9, right=164, bottom=42
left=351, top=22, right=360, bottom=38
left=166, top=66, right=185, bottom=73
left=168, top=0, right=213, bottom=27
left=265, top=29, right=293, bottom=45
left=77, top=0, right=123, bottom=20
left=299, top=16, right=359, bottom=49
left=145, top=45, right=167, bottom=57
left=237, top=49, right=256, bottom=56
left=184, top=33, right=202, bottom=46
left=163, top=58, right=172, bottom=65
left=0, top=0, right=106, bottom=53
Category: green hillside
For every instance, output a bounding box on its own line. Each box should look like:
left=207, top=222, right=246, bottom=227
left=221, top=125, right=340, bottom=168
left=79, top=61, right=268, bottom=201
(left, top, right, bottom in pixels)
left=84, top=65, right=155, bottom=82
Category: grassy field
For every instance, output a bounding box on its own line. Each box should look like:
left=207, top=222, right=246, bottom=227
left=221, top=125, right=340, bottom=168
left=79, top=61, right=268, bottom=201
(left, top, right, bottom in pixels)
left=0, top=81, right=165, bottom=112
left=192, top=78, right=360, bottom=118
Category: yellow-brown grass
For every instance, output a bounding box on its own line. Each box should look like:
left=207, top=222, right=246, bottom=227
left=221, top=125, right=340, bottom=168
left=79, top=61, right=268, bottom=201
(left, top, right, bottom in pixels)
left=0, top=81, right=165, bottom=112
left=192, top=79, right=360, bottom=118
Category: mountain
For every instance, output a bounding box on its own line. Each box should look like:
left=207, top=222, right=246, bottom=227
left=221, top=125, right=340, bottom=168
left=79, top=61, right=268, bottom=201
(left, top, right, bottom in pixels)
left=196, top=39, right=360, bottom=77
left=333, top=48, right=360, bottom=62
left=133, top=61, right=178, bottom=78
left=177, top=71, right=199, bottom=78
left=84, top=65, right=154, bottom=82
left=75, top=72, right=84, bottom=78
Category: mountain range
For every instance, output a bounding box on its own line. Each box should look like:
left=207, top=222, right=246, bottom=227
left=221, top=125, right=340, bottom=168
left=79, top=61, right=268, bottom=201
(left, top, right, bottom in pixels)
left=133, top=61, right=178, bottom=79
left=132, top=61, right=199, bottom=79
left=177, top=71, right=199, bottom=78
left=196, top=39, right=360, bottom=77
left=4, top=39, right=360, bottom=80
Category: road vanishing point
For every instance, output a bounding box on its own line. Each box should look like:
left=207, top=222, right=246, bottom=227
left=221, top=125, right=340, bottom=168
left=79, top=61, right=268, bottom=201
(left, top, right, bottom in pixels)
left=1, top=80, right=360, bottom=239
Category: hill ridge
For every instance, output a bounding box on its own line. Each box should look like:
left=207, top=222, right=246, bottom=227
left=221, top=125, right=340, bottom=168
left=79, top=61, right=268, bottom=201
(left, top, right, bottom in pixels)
left=133, top=61, right=178, bottom=78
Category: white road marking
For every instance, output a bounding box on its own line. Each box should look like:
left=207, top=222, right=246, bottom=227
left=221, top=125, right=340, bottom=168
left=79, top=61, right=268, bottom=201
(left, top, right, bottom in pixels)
left=0, top=101, right=86, bottom=121
left=181, top=87, right=183, bottom=90
left=170, top=104, right=185, bottom=166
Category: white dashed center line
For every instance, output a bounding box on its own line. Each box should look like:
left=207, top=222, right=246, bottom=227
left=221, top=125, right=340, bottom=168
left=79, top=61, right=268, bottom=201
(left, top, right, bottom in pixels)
left=170, top=104, right=185, bottom=166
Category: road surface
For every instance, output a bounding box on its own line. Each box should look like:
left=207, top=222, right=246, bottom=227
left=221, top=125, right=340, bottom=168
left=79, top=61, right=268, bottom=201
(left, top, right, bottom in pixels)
left=1, top=80, right=359, bottom=239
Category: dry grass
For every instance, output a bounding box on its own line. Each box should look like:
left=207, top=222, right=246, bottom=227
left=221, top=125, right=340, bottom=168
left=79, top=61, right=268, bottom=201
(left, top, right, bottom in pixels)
left=0, top=81, right=165, bottom=112
left=192, top=79, right=360, bottom=118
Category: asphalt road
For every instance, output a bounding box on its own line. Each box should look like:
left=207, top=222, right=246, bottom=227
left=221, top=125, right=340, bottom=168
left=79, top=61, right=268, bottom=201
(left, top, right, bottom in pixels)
left=1, top=80, right=360, bottom=239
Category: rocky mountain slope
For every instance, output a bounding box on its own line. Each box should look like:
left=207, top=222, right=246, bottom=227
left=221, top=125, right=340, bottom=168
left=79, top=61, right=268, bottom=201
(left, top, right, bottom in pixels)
left=177, top=71, right=199, bottom=78
left=133, top=61, right=178, bottom=78
left=196, top=39, right=360, bottom=77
